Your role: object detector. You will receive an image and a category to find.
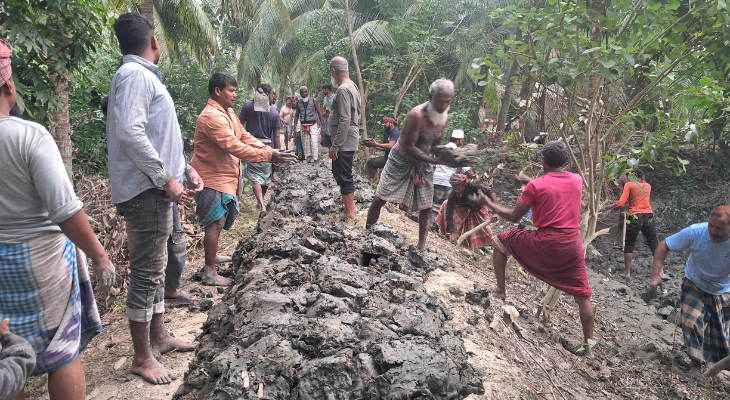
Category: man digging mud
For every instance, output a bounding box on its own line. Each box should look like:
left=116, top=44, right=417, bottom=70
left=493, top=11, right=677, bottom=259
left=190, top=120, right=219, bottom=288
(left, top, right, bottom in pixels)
left=366, top=79, right=471, bottom=250
left=474, top=141, right=596, bottom=356
left=649, top=205, right=730, bottom=376
left=192, top=73, right=296, bottom=286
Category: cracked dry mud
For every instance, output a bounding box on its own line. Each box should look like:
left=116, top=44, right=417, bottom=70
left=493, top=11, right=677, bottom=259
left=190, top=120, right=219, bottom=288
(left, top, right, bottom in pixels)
left=174, top=163, right=484, bottom=400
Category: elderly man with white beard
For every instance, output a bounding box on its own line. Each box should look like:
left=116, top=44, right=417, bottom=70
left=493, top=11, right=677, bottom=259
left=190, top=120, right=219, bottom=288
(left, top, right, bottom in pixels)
left=366, top=78, right=460, bottom=250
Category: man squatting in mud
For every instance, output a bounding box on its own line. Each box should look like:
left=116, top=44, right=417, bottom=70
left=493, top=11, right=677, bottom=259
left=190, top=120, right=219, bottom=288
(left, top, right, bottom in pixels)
left=366, top=78, right=466, bottom=251
left=474, top=141, right=596, bottom=356
left=649, top=205, right=730, bottom=375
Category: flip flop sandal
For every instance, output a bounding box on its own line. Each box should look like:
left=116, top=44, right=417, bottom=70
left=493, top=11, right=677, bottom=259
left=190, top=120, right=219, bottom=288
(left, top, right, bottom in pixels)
left=164, top=291, right=192, bottom=306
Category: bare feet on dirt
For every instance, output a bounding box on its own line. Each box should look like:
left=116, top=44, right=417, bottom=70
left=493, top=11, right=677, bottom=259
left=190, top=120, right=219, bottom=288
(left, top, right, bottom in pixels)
left=202, top=265, right=232, bottom=286
left=151, top=333, right=196, bottom=354
left=130, top=357, right=178, bottom=385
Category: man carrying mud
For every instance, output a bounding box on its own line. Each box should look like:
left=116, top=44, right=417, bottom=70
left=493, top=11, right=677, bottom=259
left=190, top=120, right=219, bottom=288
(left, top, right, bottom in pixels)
left=649, top=205, right=730, bottom=375
left=366, top=79, right=464, bottom=250
left=474, top=141, right=595, bottom=356
left=192, top=73, right=296, bottom=287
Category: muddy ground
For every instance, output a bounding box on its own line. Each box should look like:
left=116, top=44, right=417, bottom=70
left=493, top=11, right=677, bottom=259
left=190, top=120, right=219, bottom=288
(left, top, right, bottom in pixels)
left=27, top=147, right=730, bottom=399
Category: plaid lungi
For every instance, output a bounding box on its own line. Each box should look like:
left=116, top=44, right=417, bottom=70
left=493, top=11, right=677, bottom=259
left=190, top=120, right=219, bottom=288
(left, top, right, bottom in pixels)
left=375, top=142, right=434, bottom=212
left=496, top=227, right=592, bottom=297
left=432, top=184, right=451, bottom=215
left=436, top=200, right=493, bottom=249
left=244, top=161, right=273, bottom=185
left=681, top=277, right=730, bottom=365
left=196, top=187, right=240, bottom=230
left=0, top=233, right=102, bottom=376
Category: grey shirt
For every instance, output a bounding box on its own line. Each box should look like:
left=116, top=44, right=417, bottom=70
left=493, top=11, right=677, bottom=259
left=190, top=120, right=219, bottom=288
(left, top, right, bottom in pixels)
left=0, top=117, right=83, bottom=244
left=107, top=55, right=185, bottom=204
left=0, top=333, right=36, bottom=400
left=329, top=80, right=361, bottom=152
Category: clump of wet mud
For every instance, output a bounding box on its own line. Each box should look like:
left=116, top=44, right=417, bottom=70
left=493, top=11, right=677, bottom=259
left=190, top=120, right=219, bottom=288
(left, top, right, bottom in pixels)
left=174, top=162, right=484, bottom=400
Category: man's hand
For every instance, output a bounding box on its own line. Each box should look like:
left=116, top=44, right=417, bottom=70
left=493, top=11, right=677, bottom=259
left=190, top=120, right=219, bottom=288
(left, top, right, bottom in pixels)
left=329, top=149, right=339, bottom=160
left=515, top=173, right=532, bottom=186
left=163, top=178, right=185, bottom=203
left=91, top=256, right=116, bottom=293
left=271, top=150, right=298, bottom=164
left=468, top=192, right=488, bottom=208
left=0, top=318, right=10, bottom=338
left=187, top=167, right=204, bottom=194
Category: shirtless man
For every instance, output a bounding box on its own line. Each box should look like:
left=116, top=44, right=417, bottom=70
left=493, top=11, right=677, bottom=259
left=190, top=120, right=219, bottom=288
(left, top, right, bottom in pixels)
left=366, top=79, right=462, bottom=250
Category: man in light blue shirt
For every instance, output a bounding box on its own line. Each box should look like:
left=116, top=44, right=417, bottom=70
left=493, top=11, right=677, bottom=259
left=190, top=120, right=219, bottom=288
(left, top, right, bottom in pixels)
left=108, top=13, right=203, bottom=386
left=650, top=205, right=730, bottom=375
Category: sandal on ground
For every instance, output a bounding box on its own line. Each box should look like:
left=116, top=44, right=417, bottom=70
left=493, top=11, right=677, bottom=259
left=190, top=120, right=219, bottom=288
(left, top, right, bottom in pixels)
left=164, top=291, right=192, bottom=306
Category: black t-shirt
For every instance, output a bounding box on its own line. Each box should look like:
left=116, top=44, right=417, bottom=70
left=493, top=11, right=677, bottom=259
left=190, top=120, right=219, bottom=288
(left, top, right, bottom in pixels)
left=382, top=127, right=401, bottom=157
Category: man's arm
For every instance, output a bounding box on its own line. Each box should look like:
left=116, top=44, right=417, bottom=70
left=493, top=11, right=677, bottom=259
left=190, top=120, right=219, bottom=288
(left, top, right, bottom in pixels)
left=0, top=319, right=35, bottom=400
left=293, top=105, right=300, bottom=130
left=113, top=70, right=172, bottom=188
left=398, top=110, right=439, bottom=164
left=314, top=101, right=324, bottom=128
left=607, top=183, right=631, bottom=211
left=201, top=114, right=273, bottom=163
left=373, top=140, right=397, bottom=151
left=483, top=197, right=531, bottom=223
left=273, top=129, right=281, bottom=150
left=649, top=240, right=670, bottom=286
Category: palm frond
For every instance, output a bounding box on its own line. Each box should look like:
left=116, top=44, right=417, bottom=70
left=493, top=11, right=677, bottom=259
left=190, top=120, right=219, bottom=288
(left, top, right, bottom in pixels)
left=154, top=0, right=218, bottom=69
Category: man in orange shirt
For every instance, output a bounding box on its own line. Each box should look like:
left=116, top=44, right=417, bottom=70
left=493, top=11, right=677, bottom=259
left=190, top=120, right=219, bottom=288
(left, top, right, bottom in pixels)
left=192, top=73, right=296, bottom=285
left=602, top=169, right=660, bottom=279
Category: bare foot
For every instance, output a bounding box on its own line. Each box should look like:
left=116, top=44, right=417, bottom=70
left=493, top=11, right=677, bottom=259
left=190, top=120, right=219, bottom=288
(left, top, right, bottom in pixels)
left=202, top=265, right=232, bottom=286
left=689, top=360, right=702, bottom=376
left=130, top=357, right=177, bottom=385
left=152, top=333, right=196, bottom=354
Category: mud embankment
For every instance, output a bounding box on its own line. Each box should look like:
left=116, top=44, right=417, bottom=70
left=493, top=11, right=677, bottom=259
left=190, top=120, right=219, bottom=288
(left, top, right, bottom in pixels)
left=174, top=163, right=484, bottom=399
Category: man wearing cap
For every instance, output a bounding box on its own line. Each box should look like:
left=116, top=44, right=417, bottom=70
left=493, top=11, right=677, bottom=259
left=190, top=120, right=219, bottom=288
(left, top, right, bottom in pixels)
left=432, top=129, right=475, bottom=224
left=364, top=116, right=401, bottom=186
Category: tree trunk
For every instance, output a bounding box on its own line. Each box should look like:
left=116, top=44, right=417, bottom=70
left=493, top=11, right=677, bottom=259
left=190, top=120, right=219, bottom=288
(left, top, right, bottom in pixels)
left=141, top=0, right=155, bottom=23
left=49, top=69, right=73, bottom=169
left=496, top=31, right=522, bottom=137
left=343, top=0, right=369, bottom=160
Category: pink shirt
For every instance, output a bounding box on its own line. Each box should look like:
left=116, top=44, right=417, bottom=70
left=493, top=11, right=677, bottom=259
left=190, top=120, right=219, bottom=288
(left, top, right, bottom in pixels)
left=518, top=171, right=582, bottom=229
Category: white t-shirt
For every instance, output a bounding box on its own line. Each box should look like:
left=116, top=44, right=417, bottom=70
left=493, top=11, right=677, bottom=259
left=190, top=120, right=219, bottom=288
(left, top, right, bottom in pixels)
left=433, top=142, right=471, bottom=187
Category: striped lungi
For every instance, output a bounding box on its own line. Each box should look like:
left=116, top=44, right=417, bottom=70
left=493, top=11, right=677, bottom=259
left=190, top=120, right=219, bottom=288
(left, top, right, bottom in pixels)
left=375, top=142, right=434, bottom=212
left=494, top=227, right=592, bottom=297
left=196, top=187, right=240, bottom=230
left=681, top=277, right=730, bottom=365
left=432, top=184, right=451, bottom=215
left=0, top=233, right=102, bottom=375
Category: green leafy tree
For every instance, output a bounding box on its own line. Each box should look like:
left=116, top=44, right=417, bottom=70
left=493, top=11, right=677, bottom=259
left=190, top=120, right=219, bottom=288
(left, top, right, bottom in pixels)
left=1, top=0, right=112, bottom=168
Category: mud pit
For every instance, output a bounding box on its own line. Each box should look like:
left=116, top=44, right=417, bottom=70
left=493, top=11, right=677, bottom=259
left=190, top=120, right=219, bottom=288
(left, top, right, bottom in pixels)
left=174, top=163, right=484, bottom=400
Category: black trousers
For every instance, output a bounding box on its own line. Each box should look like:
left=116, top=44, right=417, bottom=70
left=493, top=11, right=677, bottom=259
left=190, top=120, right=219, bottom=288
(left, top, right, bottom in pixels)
left=624, top=213, right=659, bottom=254
left=365, top=155, right=387, bottom=179
left=332, top=151, right=356, bottom=194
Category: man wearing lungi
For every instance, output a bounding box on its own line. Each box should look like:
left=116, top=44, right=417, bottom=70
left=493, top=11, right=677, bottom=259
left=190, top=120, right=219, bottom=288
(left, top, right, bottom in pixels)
left=294, top=86, right=325, bottom=163
left=193, top=74, right=296, bottom=287
left=109, top=14, right=203, bottom=385
left=279, top=97, right=293, bottom=150
left=477, top=140, right=595, bottom=356
left=239, top=83, right=282, bottom=212
left=649, top=206, right=730, bottom=375
left=366, top=79, right=460, bottom=250
left=436, top=174, right=498, bottom=249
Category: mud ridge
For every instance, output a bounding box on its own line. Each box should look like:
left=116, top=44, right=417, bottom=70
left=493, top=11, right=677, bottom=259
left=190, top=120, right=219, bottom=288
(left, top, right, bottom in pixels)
left=174, top=163, right=484, bottom=400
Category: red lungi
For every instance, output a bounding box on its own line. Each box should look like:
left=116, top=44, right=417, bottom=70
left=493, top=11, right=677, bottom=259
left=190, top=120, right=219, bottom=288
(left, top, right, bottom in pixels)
left=436, top=200, right=493, bottom=249
left=498, top=227, right=592, bottom=298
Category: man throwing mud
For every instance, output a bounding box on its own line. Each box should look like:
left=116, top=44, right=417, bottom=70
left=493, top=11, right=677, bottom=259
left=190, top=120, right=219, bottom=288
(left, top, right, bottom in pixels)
left=366, top=79, right=464, bottom=250
left=475, top=141, right=595, bottom=356
left=649, top=206, right=730, bottom=375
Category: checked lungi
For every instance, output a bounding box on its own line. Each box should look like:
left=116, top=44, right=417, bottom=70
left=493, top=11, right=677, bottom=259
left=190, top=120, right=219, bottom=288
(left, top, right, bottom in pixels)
left=375, top=142, right=434, bottom=212
left=0, top=233, right=102, bottom=375
left=432, top=184, right=451, bottom=217
left=681, top=277, right=730, bottom=365
left=196, top=187, right=240, bottom=230
left=494, top=227, right=592, bottom=298
left=436, top=200, right=493, bottom=249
